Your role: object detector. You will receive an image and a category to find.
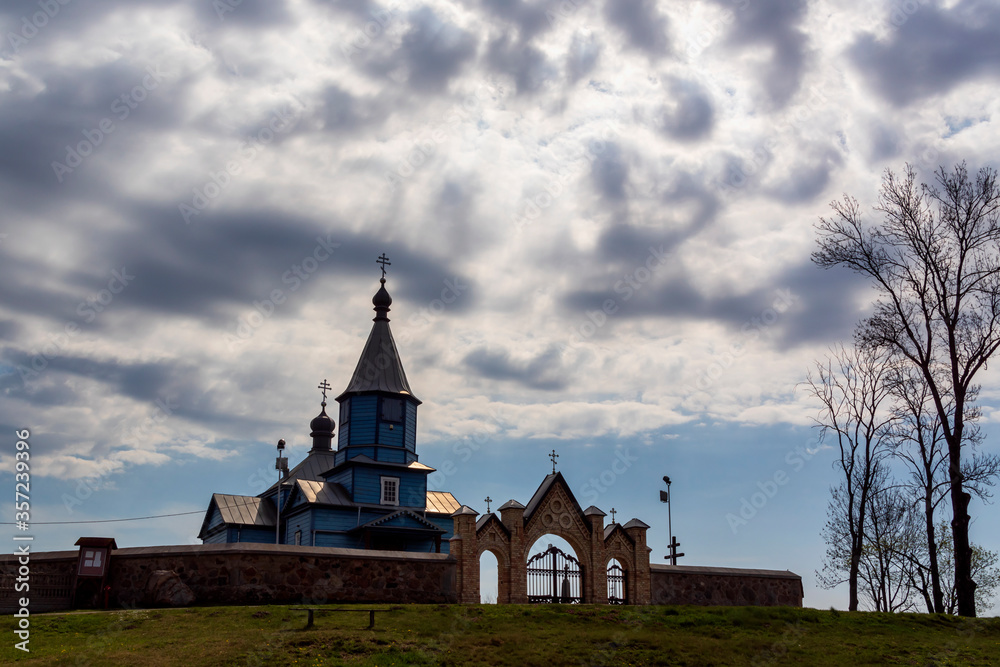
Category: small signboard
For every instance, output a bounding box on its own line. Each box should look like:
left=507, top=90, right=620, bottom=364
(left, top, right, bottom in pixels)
left=72, top=537, right=117, bottom=609
left=77, top=547, right=109, bottom=577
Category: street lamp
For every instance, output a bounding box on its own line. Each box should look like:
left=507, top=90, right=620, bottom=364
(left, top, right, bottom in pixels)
left=275, top=439, right=288, bottom=544
left=659, top=475, right=684, bottom=565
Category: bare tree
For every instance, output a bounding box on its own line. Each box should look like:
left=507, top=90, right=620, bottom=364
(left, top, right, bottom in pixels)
left=935, top=522, right=1000, bottom=616
left=808, top=343, right=897, bottom=610
left=884, top=363, right=953, bottom=613
left=856, top=470, right=922, bottom=613
left=814, top=163, right=1000, bottom=616
left=885, top=364, right=1000, bottom=613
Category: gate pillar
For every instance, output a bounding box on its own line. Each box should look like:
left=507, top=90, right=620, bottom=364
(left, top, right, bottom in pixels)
left=623, top=519, right=651, bottom=605
left=583, top=507, right=608, bottom=605
left=450, top=506, right=480, bottom=604
left=499, top=500, right=527, bottom=603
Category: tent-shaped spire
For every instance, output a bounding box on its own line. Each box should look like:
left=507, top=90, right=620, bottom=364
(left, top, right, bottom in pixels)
left=337, top=277, right=420, bottom=403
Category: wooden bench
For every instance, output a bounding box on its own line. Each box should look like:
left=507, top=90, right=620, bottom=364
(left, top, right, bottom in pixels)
left=289, top=607, right=393, bottom=630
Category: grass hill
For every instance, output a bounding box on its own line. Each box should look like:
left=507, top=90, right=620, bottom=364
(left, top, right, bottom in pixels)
left=4, top=603, right=999, bottom=666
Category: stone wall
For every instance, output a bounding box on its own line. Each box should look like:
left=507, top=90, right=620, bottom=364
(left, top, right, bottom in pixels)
left=0, top=543, right=456, bottom=612
left=650, top=564, right=803, bottom=607
left=0, top=550, right=77, bottom=613
left=1, top=545, right=803, bottom=612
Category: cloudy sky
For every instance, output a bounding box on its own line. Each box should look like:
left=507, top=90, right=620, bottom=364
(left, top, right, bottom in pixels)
left=2, top=0, right=1000, bottom=612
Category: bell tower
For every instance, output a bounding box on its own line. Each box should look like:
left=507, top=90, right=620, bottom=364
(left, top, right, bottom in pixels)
left=334, top=257, right=421, bottom=466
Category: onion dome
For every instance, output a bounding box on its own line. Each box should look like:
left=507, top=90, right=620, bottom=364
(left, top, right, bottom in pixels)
left=309, top=401, right=335, bottom=452
left=372, top=278, right=392, bottom=321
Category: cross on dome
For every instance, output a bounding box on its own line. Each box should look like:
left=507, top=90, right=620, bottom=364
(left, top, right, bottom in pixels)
left=317, top=379, right=332, bottom=404
left=376, top=253, right=391, bottom=279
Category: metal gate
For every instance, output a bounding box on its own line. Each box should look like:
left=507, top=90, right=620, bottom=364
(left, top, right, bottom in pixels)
left=607, top=561, right=627, bottom=604
left=527, top=544, right=582, bottom=603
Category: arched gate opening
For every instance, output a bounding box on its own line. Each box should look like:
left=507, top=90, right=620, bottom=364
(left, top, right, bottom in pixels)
left=526, top=540, right=582, bottom=603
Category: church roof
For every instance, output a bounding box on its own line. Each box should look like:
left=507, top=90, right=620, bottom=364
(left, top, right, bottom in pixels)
left=426, top=490, right=461, bottom=514
left=337, top=278, right=420, bottom=403
left=294, top=479, right=353, bottom=506
left=264, top=450, right=338, bottom=494
left=288, top=479, right=459, bottom=514
left=331, top=455, right=435, bottom=472
left=205, top=493, right=276, bottom=529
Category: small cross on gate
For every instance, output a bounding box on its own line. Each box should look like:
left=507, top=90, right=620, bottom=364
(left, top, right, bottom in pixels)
left=610, top=508, right=617, bottom=523
left=317, top=379, right=332, bottom=403
left=549, top=449, right=559, bottom=474
left=376, top=253, right=391, bottom=279
left=484, top=496, right=492, bottom=513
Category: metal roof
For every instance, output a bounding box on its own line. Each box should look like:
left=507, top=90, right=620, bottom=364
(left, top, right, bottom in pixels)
left=334, top=454, right=435, bottom=472
left=294, top=479, right=353, bottom=506
left=336, top=318, right=420, bottom=402
left=426, top=490, right=461, bottom=514
left=211, top=493, right=276, bottom=527
left=288, top=479, right=458, bottom=514
left=264, top=450, right=338, bottom=494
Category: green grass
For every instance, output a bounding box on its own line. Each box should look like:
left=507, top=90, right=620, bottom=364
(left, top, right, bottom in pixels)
left=3, top=604, right=999, bottom=666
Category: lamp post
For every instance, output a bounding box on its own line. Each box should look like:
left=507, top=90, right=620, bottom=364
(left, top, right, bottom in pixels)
left=275, top=439, right=288, bottom=545
left=659, top=475, right=684, bottom=565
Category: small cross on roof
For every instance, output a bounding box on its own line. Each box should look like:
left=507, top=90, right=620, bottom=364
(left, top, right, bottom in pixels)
left=317, top=379, right=332, bottom=403
left=376, top=253, right=391, bottom=279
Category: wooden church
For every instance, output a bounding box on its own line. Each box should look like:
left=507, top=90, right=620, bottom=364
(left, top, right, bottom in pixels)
left=198, top=269, right=461, bottom=552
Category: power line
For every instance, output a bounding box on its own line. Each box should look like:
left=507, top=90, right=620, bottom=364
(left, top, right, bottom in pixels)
left=1, top=510, right=203, bottom=525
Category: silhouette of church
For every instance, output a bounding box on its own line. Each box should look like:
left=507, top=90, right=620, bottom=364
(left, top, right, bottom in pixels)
left=198, top=264, right=460, bottom=552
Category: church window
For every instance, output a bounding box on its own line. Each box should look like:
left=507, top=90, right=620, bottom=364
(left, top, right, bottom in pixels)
left=381, top=476, right=399, bottom=505
left=381, top=398, right=403, bottom=423
left=340, top=399, right=350, bottom=425
left=294, top=530, right=301, bottom=545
